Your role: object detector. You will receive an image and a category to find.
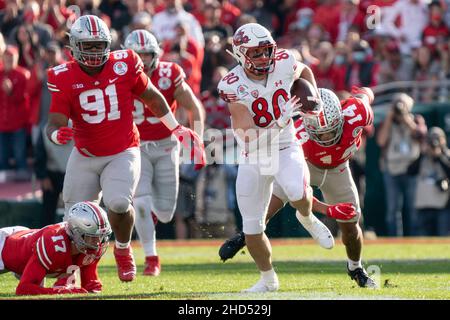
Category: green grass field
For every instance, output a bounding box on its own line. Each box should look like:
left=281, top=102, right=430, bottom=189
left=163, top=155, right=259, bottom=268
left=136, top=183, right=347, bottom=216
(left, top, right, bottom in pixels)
left=1, top=238, right=449, bottom=300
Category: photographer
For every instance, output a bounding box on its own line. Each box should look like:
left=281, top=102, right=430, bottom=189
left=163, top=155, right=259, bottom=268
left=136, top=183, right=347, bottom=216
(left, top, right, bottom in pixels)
left=409, top=127, right=450, bottom=236
left=376, top=93, right=428, bottom=236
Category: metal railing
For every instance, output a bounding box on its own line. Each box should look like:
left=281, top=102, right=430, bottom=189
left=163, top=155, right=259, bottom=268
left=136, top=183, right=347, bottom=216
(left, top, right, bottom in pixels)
left=372, top=79, right=450, bottom=108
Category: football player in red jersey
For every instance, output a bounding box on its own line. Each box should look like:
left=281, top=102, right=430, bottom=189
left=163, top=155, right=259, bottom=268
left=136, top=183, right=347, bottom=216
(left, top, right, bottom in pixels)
left=0, top=201, right=112, bottom=295
left=45, top=15, right=204, bottom=282
left=219, top=86, right=378, bottom=288
left=123, top=29, right=205, bottom=276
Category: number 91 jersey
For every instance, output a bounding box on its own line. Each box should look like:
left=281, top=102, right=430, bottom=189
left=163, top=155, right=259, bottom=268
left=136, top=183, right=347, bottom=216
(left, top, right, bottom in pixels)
left=217, top=49, right=303, bottom=145
left=295, top=97, right=374, bottom=168
left=47, top=49, right=150, bottom=157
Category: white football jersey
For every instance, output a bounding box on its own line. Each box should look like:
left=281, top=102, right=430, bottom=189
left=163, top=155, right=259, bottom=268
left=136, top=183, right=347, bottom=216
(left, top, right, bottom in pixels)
left=217, top=49, right=304, bottom=147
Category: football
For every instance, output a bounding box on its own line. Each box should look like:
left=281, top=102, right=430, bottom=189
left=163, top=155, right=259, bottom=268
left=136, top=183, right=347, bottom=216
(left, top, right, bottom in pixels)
left=291, top=78, right=321, bottom=114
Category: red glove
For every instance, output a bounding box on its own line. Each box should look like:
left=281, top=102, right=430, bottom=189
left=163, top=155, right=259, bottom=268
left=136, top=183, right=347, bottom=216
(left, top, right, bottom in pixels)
left=351, top=86, right=374, bottom=104
left=326, top=203, right=357, bottom=220
left=54, top=286, right=89, bottom=294
left=51, top=127, right=73, bottom=145
left=172, top=125, right=206, bottom=170
left=83, top=280, right=102, bottom=293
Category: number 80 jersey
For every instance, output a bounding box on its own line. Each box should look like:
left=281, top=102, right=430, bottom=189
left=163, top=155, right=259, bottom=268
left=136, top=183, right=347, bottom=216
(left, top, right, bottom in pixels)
left=217, top=49, right=303, bottom=146
left=47, top=49, right=150, bottom=157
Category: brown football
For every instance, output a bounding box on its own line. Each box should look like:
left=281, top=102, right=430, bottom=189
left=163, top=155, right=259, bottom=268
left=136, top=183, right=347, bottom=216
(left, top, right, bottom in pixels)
left=291, top=78, right=321, bottom=113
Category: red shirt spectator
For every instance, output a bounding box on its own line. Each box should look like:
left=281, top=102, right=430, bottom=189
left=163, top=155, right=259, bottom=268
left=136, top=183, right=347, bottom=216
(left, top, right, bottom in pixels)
left=220, top=0, right=241, bottom=27
left=0, top=46, right=30, bottom=132
left=313, top=0, right=341, bottom=43
left=422, top=2, right=450, bottom=56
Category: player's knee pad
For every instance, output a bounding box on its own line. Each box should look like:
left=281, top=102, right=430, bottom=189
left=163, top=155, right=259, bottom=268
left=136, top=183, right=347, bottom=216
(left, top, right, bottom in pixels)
left=133, top=196, right=152, bottom=218
left=107, top=197, right=131, bottom=214
left=242, top=217, right=266, bottom=235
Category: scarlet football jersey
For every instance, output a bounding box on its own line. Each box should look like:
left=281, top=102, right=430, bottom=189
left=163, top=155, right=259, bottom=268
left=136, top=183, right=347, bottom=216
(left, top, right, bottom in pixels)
left=47, top=49, right=149, bottom=157
left=2, top=223, right=99, bottom=276
left=133, top=61, right=185, bottom=141
left=295, top=97, right=373, bottom=168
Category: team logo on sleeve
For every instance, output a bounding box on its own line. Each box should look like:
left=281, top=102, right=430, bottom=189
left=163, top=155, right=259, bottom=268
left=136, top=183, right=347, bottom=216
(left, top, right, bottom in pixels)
left=353, top=127, right=362, bottom=138
left=237, top=84, right=249, bottom=98
left=113, top=62, right=128, bottom=76
left=158, top=77, right=172, bottom=90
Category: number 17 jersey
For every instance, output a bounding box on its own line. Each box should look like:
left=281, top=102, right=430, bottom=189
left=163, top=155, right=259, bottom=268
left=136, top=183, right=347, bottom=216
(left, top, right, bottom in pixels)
left=217, top=49, right=303, bottom=146
left=47, top=49, right=149, bottom=157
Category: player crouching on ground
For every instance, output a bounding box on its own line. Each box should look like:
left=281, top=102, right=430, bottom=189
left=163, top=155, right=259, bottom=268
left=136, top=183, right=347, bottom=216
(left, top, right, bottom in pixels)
left=0, top=201, right=112, bottom=295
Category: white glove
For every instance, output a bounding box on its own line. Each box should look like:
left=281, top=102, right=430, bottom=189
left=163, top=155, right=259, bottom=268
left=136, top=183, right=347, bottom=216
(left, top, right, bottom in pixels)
left=276, top=96, right=302, bottom=128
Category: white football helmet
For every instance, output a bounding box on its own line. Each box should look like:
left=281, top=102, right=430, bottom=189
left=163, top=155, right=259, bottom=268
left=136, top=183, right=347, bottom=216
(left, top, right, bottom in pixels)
left=123, top=29, right=160, bottom=72
left=69, top=15, right=112, bottom=67
left=231, top=23, right=277, bottom=76
left=303, top=88, right=344, bottom=147
left=66, top=201, right=112, bottom=258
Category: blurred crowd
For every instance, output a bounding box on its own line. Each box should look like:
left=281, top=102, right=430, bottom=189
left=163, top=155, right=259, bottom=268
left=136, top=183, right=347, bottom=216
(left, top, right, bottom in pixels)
left=0, top=0, right=449, bottom=237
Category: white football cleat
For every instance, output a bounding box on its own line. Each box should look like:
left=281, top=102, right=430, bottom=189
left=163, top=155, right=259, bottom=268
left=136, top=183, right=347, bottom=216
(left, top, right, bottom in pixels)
left=242, top=277, right=279, bottom=293
left=296, top=211, right=335, bottom=249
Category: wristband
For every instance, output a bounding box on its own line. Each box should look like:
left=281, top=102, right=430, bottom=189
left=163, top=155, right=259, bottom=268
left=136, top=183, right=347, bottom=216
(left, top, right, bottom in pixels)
left=160, top=112, right=179, bottom=131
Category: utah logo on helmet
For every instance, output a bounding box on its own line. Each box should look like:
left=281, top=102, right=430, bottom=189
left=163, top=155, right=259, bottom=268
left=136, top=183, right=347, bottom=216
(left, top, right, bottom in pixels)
left=230, top=23, right=277, bottom=76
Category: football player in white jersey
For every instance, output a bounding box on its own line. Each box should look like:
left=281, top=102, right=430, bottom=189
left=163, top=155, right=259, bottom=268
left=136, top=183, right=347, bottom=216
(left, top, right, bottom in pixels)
left=217, top=23, right=335, bottom=293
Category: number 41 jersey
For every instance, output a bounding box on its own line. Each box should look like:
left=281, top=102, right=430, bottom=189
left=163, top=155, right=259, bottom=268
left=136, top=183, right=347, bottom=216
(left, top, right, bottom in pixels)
left=217, top=49, right=303, bottom=146
left=47, top=49, right=149, bottom=157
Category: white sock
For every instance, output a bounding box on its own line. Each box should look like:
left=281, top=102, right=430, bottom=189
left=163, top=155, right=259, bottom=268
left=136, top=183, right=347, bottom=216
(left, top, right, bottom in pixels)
left=134, top=208, right=157, bottom=256
left=348, top=259, right=362, bottom=271
left=296, top=211, right=315, bottom=226
left=261, top=268, right=277, bottom=282
left=142, top=240, right=157, bottom=257
left=115, top=241, right=131, bottom=249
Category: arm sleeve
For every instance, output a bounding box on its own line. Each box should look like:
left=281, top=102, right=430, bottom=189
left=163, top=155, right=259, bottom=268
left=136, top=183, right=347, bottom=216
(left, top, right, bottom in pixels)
left=173, top=63, right=186, bottom=87
left=356, top=97, right=374, bottom=127
left=129, top=49, right=150, bottom=96
left=80, top=259, right=102, bottom=293
left=15, top=255, right=62, bottom=295
left=217, top=76, right=241, bottom=104
left=47, top=68, right=71, bottom=117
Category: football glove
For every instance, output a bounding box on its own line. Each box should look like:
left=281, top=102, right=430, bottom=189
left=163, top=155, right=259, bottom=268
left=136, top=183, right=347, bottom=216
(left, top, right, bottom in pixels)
left=172, top=125, right=206, bottom=170
left=54, top=286, right=89, bottom=294
left=51, top=127, right=73, bottom=145
left=326, top=203, right=357, bottom=220
left=351, top=86, right=374, bottom=104
left=276, top=96, right=302, bottom=128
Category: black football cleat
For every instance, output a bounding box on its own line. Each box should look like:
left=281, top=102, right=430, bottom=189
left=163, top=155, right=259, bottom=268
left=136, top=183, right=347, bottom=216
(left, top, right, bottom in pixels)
left=219, top=231, right=246, bottom=262
left=347, top=265, right=378, bottom=288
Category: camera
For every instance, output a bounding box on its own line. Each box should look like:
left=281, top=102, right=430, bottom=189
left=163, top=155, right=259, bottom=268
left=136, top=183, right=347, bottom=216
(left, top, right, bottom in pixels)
left=428, top=136, right=441, bottom=148
left=393, top=101, right=407, bottom=115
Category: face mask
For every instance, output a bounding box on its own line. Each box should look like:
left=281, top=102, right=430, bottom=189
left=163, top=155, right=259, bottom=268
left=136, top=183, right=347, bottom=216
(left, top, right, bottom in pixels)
left=431, top=14, right=442, bottom=22
left=334, top=55, right=345, bottom=65
left=297, top=17, right=312, bottom=30
left=352, top=51, right=366, bottom=63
